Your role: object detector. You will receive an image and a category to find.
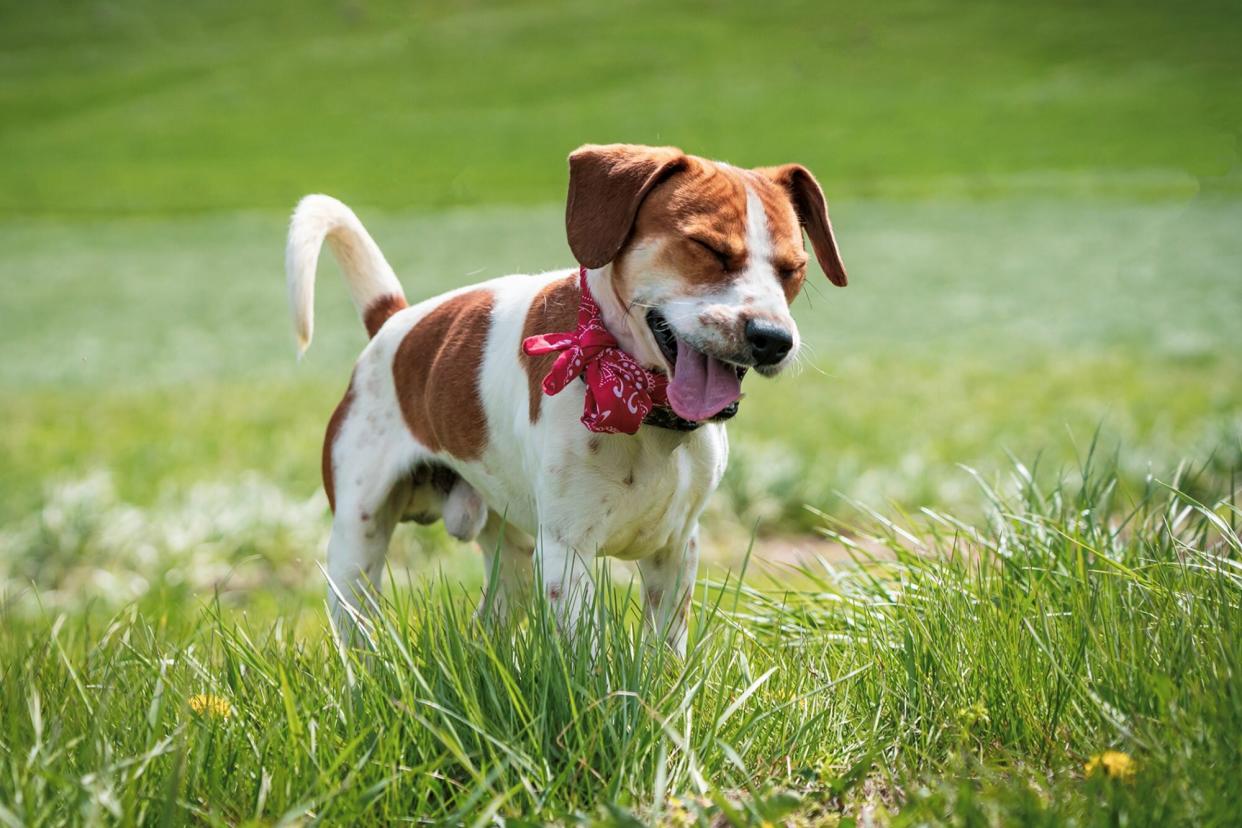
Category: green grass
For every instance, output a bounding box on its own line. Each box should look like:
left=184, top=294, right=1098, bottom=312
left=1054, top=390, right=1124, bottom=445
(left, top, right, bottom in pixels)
left=2, top=0, right=1240, bottom=215
left=2, top=0, right=1239, bottom=532
left=2, top=199, right=1239, bottom=531
left=2, top=0, right=1241, bottom=821
left=2, top=456, right=1239, bottom=824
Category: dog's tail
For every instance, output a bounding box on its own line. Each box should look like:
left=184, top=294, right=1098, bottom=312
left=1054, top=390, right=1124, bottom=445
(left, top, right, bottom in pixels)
left=285, top=194, right=408, bottom=357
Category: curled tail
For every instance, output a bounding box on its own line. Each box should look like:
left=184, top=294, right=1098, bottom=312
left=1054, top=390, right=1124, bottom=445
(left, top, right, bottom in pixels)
left=285, top=194, right=408, bottom=356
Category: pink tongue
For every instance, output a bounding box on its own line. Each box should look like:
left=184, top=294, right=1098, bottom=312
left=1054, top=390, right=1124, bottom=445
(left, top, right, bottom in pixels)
left=667, top=338, right=743, bottom=421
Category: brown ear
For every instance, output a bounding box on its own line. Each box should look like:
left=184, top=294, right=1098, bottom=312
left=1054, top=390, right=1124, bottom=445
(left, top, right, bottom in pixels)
left=760, top=164, right=847, bottom=286
left=566, top=144, right=687, bottom=268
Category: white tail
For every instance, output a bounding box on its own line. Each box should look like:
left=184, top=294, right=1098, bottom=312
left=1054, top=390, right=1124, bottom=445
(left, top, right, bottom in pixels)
left=285, top=194, right=406, bottom=356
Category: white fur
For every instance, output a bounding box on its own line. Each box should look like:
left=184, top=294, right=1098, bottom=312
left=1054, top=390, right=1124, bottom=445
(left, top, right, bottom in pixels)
left=611, top=185, right=800, bottom=377
left=285, top=195, right=405, bottom=356
left=295, top=213, right=731, bottom=655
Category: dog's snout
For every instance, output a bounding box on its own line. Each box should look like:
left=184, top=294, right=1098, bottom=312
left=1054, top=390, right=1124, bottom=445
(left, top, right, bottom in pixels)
left=744, top=319, right=793, bottom=367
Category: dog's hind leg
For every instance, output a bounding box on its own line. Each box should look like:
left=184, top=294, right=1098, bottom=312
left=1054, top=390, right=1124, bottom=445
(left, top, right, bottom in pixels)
left=326, top=475, right=409, bottom=639
left=322, top=381, right=418, bottom=640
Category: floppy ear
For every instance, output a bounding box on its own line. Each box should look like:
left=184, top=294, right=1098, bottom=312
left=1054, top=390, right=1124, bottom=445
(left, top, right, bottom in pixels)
left=759, top=164, right=848, bottom=286
left=566, top=144, right=687, bottom=268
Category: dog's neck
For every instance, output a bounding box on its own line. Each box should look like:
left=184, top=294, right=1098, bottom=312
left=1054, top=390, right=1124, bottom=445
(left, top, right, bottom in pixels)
left=584, top=266, right=662, bottom=372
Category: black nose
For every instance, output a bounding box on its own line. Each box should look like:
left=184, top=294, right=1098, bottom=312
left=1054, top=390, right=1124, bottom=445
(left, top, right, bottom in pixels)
left=744, top=319, right=794, bottom=367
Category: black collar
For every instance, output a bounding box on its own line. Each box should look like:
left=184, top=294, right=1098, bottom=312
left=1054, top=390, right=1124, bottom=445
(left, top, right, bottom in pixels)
left=642, top=406, right=703, bottom=432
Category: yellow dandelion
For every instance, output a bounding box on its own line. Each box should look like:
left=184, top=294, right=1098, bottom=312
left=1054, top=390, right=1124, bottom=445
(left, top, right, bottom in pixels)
left=1084, top=750, right=1135, bottom=781
left=662, top=799, right=695, bottom=828
left=188, top=693, right=232, bottom=719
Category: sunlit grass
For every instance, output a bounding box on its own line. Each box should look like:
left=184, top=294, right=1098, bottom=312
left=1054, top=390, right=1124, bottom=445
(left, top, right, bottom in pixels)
left=2, top=453, right=1238, bottom=823
left=3, top=198, right=1239, bottom=530
left=3, top=1, right=1240, bottom=822
left=3, top=0, right=1239, bottom=216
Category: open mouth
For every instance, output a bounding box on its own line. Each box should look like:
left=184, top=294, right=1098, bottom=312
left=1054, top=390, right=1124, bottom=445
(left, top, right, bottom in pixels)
left=645, top=310, right=747, bottom=422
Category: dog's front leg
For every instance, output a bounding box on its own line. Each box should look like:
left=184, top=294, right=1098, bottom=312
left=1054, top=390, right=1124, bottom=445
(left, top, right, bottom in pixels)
left=536, top=532, right=597, bottom=648
left=474, top=512, right=534, bottom=624
left=637, top=529, right=700, bottom=657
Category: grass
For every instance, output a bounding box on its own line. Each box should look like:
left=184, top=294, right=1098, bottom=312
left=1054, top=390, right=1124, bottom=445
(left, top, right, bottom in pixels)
left=2, top=0, right=1241, bottom=821
left=2, top=0, right=1239, bottom=216
left=2, top=454, right=1239, bottom=824
left=2, top=199, right=1239, bottom=531
left=2, top=0, right=1239, bottom=532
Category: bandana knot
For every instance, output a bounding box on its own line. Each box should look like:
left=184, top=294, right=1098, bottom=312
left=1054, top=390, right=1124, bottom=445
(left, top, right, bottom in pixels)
left=522, top=267, right=668, bottom=434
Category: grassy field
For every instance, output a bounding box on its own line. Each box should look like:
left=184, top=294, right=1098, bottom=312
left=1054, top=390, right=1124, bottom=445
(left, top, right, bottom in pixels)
left=2, top=199, right=1238, bottom=534
left=3, top=0, right=1239, bottom=215
left=3, top=460, right=1240, bottom=824
left=1, top=0, right=1240, bottom=823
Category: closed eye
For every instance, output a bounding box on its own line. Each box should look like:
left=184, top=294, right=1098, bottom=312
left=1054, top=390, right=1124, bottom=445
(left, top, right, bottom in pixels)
left=776, top=261, right=807, bottom=281
left=690, top=237, right=734, bottom=270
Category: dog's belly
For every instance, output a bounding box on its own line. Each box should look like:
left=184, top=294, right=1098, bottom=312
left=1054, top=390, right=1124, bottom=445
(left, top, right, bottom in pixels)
left=473, top=479, right=540, bottom=539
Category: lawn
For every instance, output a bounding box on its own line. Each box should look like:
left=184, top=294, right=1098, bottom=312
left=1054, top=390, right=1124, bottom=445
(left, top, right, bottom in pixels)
left=3, top=460, right=1240, bottom=824
left=1, top=0, right=1240, bottom=823
left=3, top=0, right=1238, bottom=215
left=2, top=199, right=1238, bottom=534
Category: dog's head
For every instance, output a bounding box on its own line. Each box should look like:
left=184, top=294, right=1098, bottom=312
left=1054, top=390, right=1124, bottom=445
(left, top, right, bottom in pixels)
left=565, top=144, right=846, bottom=423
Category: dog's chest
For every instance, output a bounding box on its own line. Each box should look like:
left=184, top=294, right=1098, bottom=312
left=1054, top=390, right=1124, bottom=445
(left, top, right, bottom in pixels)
left=570, top=426, right=726, bottom=559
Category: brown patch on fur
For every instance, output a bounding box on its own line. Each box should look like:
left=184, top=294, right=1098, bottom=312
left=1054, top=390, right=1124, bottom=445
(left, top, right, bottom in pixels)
left=393, top=290, right=494, bottom=460
left=623, top=470, right=635, bottom=486
left=588, top=438, right=601, bottom=454
left=615, top=157, right=751, bottom=292
left=363, top=293, right=408, bottom=338
left=322, top=377, right=355, bottom=513
left=562, top=146, right=842, bottom=323
left=519, top=274, right=579, bottom=423
left=697, top=307, right=733, bottom=328
left=757, top=164, right=848, bottom=287
left=613, top=159, right=813, bottom=305
left=566, top=144, right=687, bottom=268
left=600, top=154, right=840, bottom=307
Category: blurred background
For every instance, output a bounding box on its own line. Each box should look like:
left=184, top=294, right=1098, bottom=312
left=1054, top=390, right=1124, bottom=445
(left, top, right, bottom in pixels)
left=2, top=0, right=1239, bottom=611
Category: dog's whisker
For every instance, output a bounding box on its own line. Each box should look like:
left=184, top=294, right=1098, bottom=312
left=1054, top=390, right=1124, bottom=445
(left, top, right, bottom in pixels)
left=789, top=345, right=829, bottom=378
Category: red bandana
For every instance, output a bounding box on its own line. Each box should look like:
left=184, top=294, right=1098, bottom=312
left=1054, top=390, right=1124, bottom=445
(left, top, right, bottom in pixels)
left=522, top=267, right=669, bottom=435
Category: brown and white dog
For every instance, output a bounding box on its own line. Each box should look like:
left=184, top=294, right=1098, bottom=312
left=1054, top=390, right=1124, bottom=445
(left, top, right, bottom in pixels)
left=286, top=144, right=847, bottom=653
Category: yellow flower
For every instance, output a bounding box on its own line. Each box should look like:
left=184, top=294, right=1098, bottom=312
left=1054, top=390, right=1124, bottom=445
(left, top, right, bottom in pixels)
left=1084, top=750, right=1135, bottom=781
left=661, top=799, right=695, bottom=827
left=188, top=693, right=232, bottom=719
left=957, top=701, right=990, bottom=728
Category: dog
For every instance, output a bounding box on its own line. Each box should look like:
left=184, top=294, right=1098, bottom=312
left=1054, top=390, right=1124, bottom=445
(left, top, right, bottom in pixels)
left=286, top=144, right=847, bottom=654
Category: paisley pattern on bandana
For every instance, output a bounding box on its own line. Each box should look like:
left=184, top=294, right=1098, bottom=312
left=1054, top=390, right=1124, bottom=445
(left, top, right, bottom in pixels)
left=522, top=268, right=669, bottom=434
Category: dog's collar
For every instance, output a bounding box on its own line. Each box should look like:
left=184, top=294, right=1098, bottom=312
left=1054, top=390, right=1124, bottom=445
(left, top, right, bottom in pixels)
left=642, top=405, right=703, bottom=432
left=522, top=267, right=702, bottom=435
